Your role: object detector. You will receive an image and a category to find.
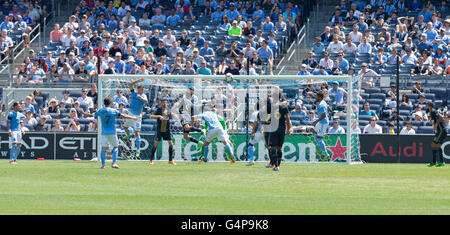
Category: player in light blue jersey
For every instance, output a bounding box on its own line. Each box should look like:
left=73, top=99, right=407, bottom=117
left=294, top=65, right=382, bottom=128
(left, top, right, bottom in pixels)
left=7, top=102, right=25, bottom=164
left=193, top=106, right=236, bottom=163
left=123, top=78, right=148, bottom=159
left=311, top=91, right=331, bottom=161
left=80, top=97, right=137, bottom=169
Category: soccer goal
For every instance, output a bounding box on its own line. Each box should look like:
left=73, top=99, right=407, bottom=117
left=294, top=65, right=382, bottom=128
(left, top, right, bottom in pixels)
left=97, top=74, right=362, bottom=164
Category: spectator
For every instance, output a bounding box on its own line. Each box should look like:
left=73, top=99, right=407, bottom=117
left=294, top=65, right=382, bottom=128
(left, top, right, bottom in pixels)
left=342, top=37, right=357, bottom=54
left=47, top=99, right=61, bottom=115
left=327, top=35, right=344, bottom=53
left=229, top=20, right=243, bottom=36
left=196, top=60, right=212, bottom=75
left=178, top=29, right=191, bottom=47
left=199, top=41, right=215, bottom=58
left=360, top=101, right=379, bottom=120
left=328, top=118, right=346, bottom=134
left=35, top=116, right=51, bottom=132
left=297, top=64, right=310, bottom=75
left=357, top=36, right=372, bottom=54
left=192, top=30, right=205, bottom=48
left=52, top=119, right=64, bottom=132
left=24, top=110, right=38, bottom=128
left=363, top=117, right=383, bottom=134
left=77, top=88, right=94, bottom=110
left=226, top=40, right=241, bottom=58
left=411, top=81, right=425, bottom=96
left=224, top=59, right=240, bottom=75
left=400, top=121, right=416, bottom=134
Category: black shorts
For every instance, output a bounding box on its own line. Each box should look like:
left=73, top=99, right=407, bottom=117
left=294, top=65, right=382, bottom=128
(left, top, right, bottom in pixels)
left=264, top=131, right=286, bottom=147
left=156, top=131, right=172, bottom=141
left=433, top=127, right=447, bottom=144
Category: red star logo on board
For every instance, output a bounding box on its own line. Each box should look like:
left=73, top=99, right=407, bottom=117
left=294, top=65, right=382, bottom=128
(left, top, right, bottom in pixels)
left=327, top=138, right=347, bottom=161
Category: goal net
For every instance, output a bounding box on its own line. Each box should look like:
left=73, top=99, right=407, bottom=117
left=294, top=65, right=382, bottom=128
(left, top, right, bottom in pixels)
left=98, top=74, right=362, bottom=164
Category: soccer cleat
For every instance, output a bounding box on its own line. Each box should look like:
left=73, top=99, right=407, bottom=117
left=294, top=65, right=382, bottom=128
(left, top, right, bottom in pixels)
left=246, top=161, right=254, bottom=166
left=135, top=151, right=140, bottom=158
left=322, top=153, right=331, bottom=162
left=197, top=157, right=204, bottom=163
left=100, top=165, right=106, bottom=169
left=227, top=156, right=236, bottom=163
left=427, top=163, right=435, bottom=167
left=436, top=162, right=446, bottom=167
left=168, top=161, right=176, bottom=165
left=111, top=163, right=120, bottom=169
left=273, top=167, right=280, bottom=171
left=196, top=141, right=204, bottom=151
left=149, top=160, right=154, bottom=165
left=265, top=163, right=274, bottom=168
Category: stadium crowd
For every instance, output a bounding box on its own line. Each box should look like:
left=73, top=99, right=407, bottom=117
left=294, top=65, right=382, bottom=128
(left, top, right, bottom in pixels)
left=0, top=1, right=50, bottom=60
left=11, top=0, right=310, bottom=84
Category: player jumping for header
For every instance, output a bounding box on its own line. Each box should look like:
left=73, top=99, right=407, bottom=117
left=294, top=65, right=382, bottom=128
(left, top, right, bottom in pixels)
left=122, top=78, right=148, bottom=159
left=192, top=106, right=236, bottom=163
left=79, top=97, right=137, bottom=169
left=426, top=101, right=447, bottom=167
left=7, top=102, right=25, bottom=164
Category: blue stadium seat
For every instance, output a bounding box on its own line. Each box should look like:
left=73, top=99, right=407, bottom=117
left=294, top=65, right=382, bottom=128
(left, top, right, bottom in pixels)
left=417, top=126, right=435, bottom=134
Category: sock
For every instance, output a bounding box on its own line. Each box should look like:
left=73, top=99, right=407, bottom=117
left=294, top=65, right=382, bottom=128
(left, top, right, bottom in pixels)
left=276, top=150, right=283, bottom=167
left=438, top=148, right=444, bottom=164
left=169, top=146, right=173, bottom=161
left=204, top=145, right=209, bottom=160
left=225, top=144, right=234, bottom=159
left=135, top=137, right=141, bottom=153
left=150, top=146, right=157, bottom=161
left=432, top=149, right=437, bottom=164
left=14, top=145, right=20, bottom=161
left=248, top=145, right=255, bottom=162
left=112, top=148, right=118, bottom=164
left=10, top=146, right=15, bottom=162
left=315, top=135, right=327, bottom=154
left=269, top=149, right=277, bottom=166
left=190, top=127, right=202, bottom=132
left=189, top=137, right=199, bottom=144
left=101, top=149, right=107, bottom=166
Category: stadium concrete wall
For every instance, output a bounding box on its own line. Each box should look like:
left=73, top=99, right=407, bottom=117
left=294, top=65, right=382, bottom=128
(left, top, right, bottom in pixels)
left=0, top=132, right=448, bottom=163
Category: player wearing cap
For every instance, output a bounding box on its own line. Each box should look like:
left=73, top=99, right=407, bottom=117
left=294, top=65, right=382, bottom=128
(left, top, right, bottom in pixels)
left=122, top=78, right=148, bottom=159
left=79, top=97, right=137, bottom=169
left=7, top=102, right=25, bottom=164
left=426, top=102, right=447, bottom=167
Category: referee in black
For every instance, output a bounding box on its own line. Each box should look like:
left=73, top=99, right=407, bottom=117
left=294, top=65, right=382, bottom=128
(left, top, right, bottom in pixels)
left=260, top=88, right=292, bottom=172
left=426, top=101, right=447, bottom=167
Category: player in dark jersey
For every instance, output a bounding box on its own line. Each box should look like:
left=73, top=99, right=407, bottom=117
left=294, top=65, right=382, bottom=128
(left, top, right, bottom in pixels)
left=149, top=98, right=176, bottom=165
left=426, top=102, right=447, bottom=167
left=259, top=89, right=292, bottom=171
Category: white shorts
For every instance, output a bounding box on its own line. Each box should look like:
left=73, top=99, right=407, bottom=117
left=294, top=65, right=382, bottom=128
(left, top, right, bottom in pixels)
left=250, top=132, right=264, bottom=145
left=101, top=134, right=119, bottom=148
left=314, top=122, right=329, bottom=137
left=205, top=128, right=228, bottom=143
left=124, top=113, right=142, bottom=132
left=9, top=131, right=22, bottom=146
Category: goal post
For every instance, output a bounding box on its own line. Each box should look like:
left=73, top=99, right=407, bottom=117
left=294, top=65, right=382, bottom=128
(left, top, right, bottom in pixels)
left=97, top=74, right=362, bottom=164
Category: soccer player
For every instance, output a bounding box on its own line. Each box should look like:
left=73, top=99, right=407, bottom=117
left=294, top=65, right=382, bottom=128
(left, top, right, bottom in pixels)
left=259, top=91, right=292, bottom=172
left=426, top=102, right=447, bottom=167
left=79, top=97, right=137, bottom=169
left=123, top=78, right=148, bottom=159
left=248, top=103, right=265, bottom=166
left=193, top=106, right=236, bottom=163
left=149, top=98, right=176, bottom=165
left=7, top=102, right=24, bottom=164
left=311, top=91, right=331, bottom=161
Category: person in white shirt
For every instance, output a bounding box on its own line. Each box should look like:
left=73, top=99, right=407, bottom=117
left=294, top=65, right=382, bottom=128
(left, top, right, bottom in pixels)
left=400, top=121, right=416, bottom=135
left=357, top=63, right=378, bottom=87
left=162, top=29, right=176, bottom=47
left=349, top=24, right=363, bottom=43
left=77, top=88, right=94, bottom=109
left=342, top=37, right=357, bottom=54
left=327, top=35, right=344, bottom=53
left=363, top=117, right=383, bottom=134
left=319, top=52, right=334, bottom=70
left=328, top=119, right=346, bottom=134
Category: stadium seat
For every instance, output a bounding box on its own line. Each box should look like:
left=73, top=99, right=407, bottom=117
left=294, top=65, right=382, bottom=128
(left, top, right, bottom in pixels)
left=417, top=126, right=435, bottom=134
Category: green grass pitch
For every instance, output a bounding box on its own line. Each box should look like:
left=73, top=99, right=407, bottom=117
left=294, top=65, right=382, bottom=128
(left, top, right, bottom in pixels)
left=0, top=160, right=449, bottom=215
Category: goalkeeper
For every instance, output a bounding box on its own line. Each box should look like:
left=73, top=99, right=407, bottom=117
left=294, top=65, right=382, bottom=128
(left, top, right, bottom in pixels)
left=193, top=105, right=236, bottom=163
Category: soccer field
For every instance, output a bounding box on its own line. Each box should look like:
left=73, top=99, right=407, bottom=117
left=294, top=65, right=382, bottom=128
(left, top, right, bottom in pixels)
left=0, top=161, right=449, bottom=215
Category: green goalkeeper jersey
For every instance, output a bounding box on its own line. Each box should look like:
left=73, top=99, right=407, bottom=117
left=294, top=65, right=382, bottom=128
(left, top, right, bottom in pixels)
left=202, top=115, right=227, bottom=132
